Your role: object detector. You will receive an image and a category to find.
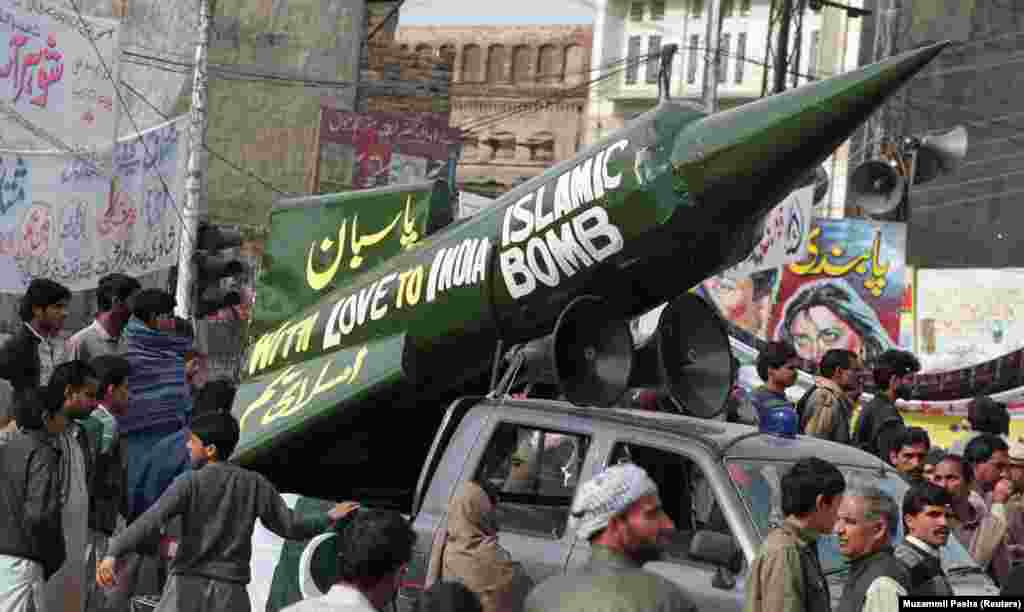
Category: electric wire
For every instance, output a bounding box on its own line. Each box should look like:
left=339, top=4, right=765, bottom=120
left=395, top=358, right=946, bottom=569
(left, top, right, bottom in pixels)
left=65, top=0, right=190, bottom=240
left=118, top=80, right=293, bottom=197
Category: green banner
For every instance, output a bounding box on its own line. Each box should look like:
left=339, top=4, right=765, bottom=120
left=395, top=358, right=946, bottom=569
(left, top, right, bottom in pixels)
left=250, top=182, right=451, bottom=340
left=233, top=332, right=409, bottom=461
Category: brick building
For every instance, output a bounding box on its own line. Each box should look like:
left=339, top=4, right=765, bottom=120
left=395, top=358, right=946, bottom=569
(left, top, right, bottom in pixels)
left=396, top=25, right=593, bottom=193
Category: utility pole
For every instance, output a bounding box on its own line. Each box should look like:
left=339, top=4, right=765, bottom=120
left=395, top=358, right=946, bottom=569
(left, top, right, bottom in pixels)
left=175, top=0, right=211, bottom=319
left=859, top=0, right=897, bottom=163
left=773, top=0, right=794, bottom=93
left=701, top=0, right=723, bottom=113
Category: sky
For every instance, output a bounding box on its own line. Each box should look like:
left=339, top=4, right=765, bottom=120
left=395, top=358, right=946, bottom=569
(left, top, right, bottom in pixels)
left=399, top=0, right=595, bottom=26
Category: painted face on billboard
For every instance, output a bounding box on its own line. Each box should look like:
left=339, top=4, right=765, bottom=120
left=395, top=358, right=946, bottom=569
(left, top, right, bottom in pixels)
left=788, top=304, right=864, bottom=365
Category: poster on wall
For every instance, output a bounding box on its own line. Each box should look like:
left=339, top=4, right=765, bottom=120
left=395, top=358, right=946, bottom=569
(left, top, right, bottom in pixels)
left=699, top=217, right=907, bottom=368
left=0, top=116, right=186, bottom=293
left=0, top=0, right=121, bottom=152
left=317, top=107, right=461, bottom=191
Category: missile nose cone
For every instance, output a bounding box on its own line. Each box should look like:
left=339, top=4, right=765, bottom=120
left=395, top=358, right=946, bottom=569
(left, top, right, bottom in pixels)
left=672, top=41, right=951, bottom=209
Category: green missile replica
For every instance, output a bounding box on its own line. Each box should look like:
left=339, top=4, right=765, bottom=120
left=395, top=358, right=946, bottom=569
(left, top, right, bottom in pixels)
left=231, top=42, right=949, bottom=502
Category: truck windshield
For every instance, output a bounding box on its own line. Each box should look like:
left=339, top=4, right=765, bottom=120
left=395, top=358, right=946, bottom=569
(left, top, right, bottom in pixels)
left=726, top=460, right=981, bottom=576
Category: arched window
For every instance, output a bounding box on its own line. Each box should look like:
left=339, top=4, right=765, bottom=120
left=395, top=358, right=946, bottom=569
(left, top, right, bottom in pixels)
left=462, top=44, right=483, bottom=82
left=537, top=45, right=560, bottom=83
left=525, top=131, right=556, bottom=162
left=399, top=44, right=409, bottom=52
left=461, top=135, right=479, bottom=161
left=486, top=131, right=516, bottom=160
left=563, top=44, right=587, bottom=85
left=487, top=44, right=508, bottom=82
left=415, top=43, right=433, bottom=56
left=439, top=43, right=455, bottom=61
left=512, top=45, right=532, bottom=82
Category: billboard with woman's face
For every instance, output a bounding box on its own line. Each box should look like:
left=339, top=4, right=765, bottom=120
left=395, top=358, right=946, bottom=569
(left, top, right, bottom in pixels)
left=700, top=217, right=906, bottom=369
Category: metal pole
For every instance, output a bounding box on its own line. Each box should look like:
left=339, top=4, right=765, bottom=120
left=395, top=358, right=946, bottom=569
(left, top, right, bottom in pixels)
left=702, top=0, right=723, bottom=113
left=773, top=0, right=793, bottom=93
left=175, top=0, right=211, bottom=319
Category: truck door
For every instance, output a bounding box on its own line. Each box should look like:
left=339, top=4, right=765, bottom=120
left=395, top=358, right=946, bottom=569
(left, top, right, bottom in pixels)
left=566, top=436, right=745, bottom=612
left=465, top=419, right=595, bottom=586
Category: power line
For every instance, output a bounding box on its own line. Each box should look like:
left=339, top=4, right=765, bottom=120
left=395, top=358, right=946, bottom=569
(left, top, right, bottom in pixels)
left=459, top=61, right=640, bottom=135
left=65, top=0, right=190, bottom=240
left=456, top=53, right=654, bottom=134
left=118, top=80, right=294, bottom=197
left=366, top=0, right=408, bottom=43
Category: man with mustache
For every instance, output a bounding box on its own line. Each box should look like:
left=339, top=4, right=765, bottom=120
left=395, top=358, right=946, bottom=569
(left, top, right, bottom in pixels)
left=963, top=435, right=1015, bottom=585
left=525, top=463, right=696, bottom=612
left=853, top=350, right=920, bottom=457
left=886, top=427, right=931, bottom=483
left=834, top=486, right=910, bottom=612
left=931, top=451, right=1010, bottom=583
left=800, top=349, right=862, bottom=444
left=893, top=481, right=955, bottom=596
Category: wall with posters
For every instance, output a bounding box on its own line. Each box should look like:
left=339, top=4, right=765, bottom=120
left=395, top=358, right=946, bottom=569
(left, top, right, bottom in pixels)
left=699, top=217, right=906, bottom=368
left=0, top=0, right=120, bottom=152
left=315, top=107, right=461, bottom=193
left=0, top=116, right=185, bottom=293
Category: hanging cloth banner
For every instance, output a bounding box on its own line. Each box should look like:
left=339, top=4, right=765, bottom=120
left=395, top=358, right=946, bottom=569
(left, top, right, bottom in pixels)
left=0, top=0, right=121, bottom=152
left=0, top=114, right=187, bottom=292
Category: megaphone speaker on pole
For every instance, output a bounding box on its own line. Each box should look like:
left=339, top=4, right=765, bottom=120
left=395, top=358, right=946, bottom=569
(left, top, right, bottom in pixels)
left=849, top=160, right=906, bottom=218
left=913, top=125, right=968, bottom=185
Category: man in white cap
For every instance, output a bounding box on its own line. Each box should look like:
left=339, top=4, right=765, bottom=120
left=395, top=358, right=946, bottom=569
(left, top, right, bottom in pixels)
left=524, top=463, right=696, bottom=612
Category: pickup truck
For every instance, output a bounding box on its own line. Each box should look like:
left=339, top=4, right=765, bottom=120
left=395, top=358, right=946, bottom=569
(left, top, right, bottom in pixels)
left=283, top=396, right=998, bottom=611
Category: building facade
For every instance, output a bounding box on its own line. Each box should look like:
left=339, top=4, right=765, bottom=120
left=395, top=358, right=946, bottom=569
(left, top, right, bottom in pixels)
left=395, top=25, right=593, bottom=193
left=588, top=0, right=866, bottom=217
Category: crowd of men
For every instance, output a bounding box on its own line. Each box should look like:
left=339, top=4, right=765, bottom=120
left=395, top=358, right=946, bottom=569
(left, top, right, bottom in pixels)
left=4, top=273, right=1024, bottom=612
left=746, top=340, right=1024, bottom=608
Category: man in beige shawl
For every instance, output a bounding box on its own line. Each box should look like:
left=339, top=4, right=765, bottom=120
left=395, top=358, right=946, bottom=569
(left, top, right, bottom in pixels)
left=427, top=481, right=532, bottom=612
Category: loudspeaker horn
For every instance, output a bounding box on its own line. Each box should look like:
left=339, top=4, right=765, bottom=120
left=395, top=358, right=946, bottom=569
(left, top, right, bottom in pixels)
left=913, top=125, right=968, bottom=185
left=849, top=160, right=906, bottom=217
left=655, top=294, right=736, bottom=418
left=553, top=296, right=634, bottom=407
left=499, top=295, right=633, bottom=407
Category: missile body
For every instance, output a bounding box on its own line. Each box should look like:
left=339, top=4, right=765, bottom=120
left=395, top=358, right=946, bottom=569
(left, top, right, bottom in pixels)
left=238, top=43, right=948, bottom=461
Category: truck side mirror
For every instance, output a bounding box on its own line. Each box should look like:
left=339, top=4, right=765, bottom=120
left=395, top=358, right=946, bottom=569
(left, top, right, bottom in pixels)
left=689, top=530, right=742, bottom=574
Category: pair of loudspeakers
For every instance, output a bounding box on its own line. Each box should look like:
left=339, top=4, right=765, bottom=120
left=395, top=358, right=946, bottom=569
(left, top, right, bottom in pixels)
left=849, top=126, right=968, bottom=217
left=507, top=293, right=735, bottom=419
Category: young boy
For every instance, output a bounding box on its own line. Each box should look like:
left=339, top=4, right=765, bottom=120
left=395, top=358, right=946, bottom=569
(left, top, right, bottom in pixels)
left=97, top=411, right=358, bottom=612
left=82, top=355, right=132, bottom=612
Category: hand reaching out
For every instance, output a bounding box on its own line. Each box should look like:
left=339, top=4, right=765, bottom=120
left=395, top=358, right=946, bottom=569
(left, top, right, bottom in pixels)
left=328, top=501, right=361, bottom=523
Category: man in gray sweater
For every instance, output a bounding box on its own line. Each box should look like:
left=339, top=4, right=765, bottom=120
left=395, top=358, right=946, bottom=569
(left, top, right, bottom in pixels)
left=96, top=412, right=358, bottom=612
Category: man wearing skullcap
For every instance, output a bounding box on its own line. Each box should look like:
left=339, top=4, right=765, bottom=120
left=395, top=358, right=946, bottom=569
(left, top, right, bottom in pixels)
left=744, top=457, right=846, bottom=612
left=524, top=463, right=696, bottom=612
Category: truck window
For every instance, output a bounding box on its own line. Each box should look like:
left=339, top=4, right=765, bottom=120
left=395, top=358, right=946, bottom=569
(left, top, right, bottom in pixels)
left=475, top=423, right=590, bottom=539
left=609, top=442, right=741, bottom=567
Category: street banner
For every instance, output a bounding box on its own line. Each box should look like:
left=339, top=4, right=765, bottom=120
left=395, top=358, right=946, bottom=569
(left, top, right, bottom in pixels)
left=0, top=0, right=121, bottom=151
left=0, top=116, right=186, bottom=292
left=316, top=107, right=461, bottom=191
left=722, top=183, right=815, bottom=280
left=251, top=181, right=453, bottom=339
left=700, top=217, right=907, bottom=368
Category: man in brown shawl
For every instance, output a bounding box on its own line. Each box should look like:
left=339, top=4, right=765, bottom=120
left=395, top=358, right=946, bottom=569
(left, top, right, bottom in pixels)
left=427, top=481, right=533, bottom=612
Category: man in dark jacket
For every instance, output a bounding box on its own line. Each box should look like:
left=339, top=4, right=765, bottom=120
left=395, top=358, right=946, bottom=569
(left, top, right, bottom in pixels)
left=893, top=481, right=955, bottom=596
left=0, top=390, right=66, bottom=610
left=834, top=486, right=910, bottom=612
left=0, top=278, right=71, bottom=401
left=853, top=349, right=920, bottom=457
left=749, top=342, right=801, bottom=424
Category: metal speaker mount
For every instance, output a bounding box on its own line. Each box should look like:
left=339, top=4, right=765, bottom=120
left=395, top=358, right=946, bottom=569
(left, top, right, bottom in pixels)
left=913, top=125, right=968, bottom=185
left=552, top=295, right=634, bottom=408
left=656, top=293, right=736, bottom=418
left=849, top=160, right=906, bottom=217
